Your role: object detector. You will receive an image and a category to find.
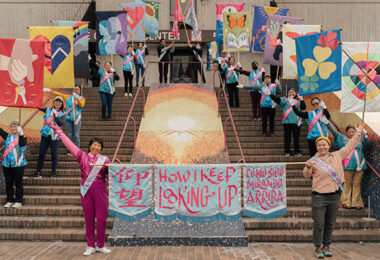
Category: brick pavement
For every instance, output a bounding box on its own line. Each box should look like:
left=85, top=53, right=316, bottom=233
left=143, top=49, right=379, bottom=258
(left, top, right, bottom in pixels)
left=0, top=242, right=379, bottom=260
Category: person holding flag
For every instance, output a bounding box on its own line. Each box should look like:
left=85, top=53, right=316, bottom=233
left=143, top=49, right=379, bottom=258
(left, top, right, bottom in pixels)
left=213, top=51, right=229, bottom=89
left=303, top=123, right=365, bottom=259
left=326, top=122, right=370, bottom=209
left=157, top=39, right=175, bottom=83
left=187, top=41, right=206, bottom=84
left=1, top=121, right=27, bottom=209
left=292, top=97, right=331, bottom=156
left=121, top=46, right=136, bottom=97
left=134, top=42, right=148, bottom=87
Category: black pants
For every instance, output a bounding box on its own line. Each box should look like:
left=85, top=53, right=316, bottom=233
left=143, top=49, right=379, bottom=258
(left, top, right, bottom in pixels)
left=159, top=62, right=169, bottom=83
left=283, top=124, right=301, bottom=154
left=308, top=139, right=318, bottom=157
left=123, top=70, right=133, bottom=94
left=226, top=82, right=239, bottom=107
left=192, top=64, right=206, bottom=83
left=250, top=91, right=261, bottom=119
left=3, top=166, right=25, bottom=203
left=261, top=107, right=276, bottom=134
left=311, top=193, right=340, bottom=248
left=37, top=135, right=60, bottom=175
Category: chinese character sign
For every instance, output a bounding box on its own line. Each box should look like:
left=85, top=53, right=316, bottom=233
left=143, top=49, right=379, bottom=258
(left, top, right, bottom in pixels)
left=0, top=38, right=45, bottom=108
left=223, top=12, right=251, bottom=52
left=155, top=164, right=241, bottom=222
left=109, top=165, right=152, bottom=221
left=244, top=164, right=287, bottom=220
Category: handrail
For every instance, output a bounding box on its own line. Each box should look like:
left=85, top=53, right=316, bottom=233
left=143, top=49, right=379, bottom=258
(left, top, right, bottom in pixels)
left=329, top=119, right=380, bottom=179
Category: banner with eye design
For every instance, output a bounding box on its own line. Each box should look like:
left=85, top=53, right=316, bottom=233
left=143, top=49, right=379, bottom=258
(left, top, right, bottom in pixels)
left=222, top=12, right=251, bottom=52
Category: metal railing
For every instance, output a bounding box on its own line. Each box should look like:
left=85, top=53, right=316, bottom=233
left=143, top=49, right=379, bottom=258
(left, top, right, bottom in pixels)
left=112, top=60, right=245, bottom=164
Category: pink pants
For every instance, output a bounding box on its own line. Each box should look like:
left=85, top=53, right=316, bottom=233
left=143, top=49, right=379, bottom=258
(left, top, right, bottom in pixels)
left=81, top=181, right=108, bottom=248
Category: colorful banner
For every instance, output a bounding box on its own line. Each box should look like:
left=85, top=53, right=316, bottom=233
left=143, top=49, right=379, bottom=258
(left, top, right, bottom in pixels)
left=216, top=3, right=245, bottom=43
left=109, top=165, right=152, bottom=221
left=263, top=15, right=303, bottom=66
left=296, top=29, right=342, bottom=96
left=51, top=21, right=90, bottom=78
left=29, top=27, right=74, bottom=89
left=282, top=24, right=321, bottom=80
left=223, top=12, right=251, bottom=52
left=120, top=3, right=146, bottom=43
left=244, top=163, right=287, bottom=220
left=95, top=11, right=128, bottom=55
left=341, top=42, right=380, bottom=112
left=250, top=6, right=288, bottom=52
left=136, top=0, right=159, bottom=38
left=206, top=41, right=220, bottom=71
left=155, top=164, right=241, bottom=222
left=0, top=38, right=45, bottom=108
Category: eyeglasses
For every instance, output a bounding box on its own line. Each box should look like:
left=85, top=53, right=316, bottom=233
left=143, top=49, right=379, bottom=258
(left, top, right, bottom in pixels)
left=312, top=102, right=319, bottom=106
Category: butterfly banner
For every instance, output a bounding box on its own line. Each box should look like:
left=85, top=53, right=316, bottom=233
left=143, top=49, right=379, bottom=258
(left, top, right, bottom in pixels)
left=282, top=24, right=321, bottom=80
left=263, top=15, right=303, bottom=66
left=29, top=27, right=74, bottom=89
left=296, top=29, right=342, bottom=96
left=206, top=41, right=221, bottom=71
left=120, top=3, right=146, bottom=43
left=223, top=12, right=251, bottom=52
left=250, top=6, right=288, bottom=53
left=135, top=0, right=159, bottom=38
left=0, top=38, right=45, bottom=108
left=215, top=3, right=245, bottom=43
left=341, top=42, right=380, bottom=112
left=51, top=21, right=90, bottom=78
left=96, top=11, right=128, bottom=55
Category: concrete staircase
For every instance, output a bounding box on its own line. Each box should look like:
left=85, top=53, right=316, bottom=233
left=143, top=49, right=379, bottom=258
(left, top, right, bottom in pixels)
left=0, top=86, right=379, bottom=242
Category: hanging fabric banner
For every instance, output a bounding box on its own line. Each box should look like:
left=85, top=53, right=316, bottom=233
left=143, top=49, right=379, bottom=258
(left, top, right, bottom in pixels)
left=135, top=0, right=159, bottom=38
left=51, top=20, right=90, bottom=78
left=0, top=38, right=45, bottom=108
left=250, top=6, right=288, bottom=53
left=341, top=42, right=380, bottom=112
left=120, top=3, right=146, bottom=43
left=282, top=24, right=321, bottom=80
left=95, top=11, right=129, bottom=55
left=263, top=15, right=303, bottom=66
left=206, top=41, right=220, bottom=71
left=223, top=12, right=251, bottom=52
left=155, top=164, right=241, bottom=222
left=109, top=164, right=152, bottom=221
left=296, top=29, right=342, bottom=96
left=244, top=163, right=287, bottom=220
left=29, top=26, right=74, bottom=89
left=215, top=3, right=245, bottom=43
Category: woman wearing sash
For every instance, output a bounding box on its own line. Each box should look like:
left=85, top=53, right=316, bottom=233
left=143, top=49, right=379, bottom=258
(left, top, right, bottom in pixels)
left=303, top=123, right=364, bottom=259
left=90, top=59, right=120, bottom=121
left=1, top=121, right=26, bottom=208
left=34, top=96, right=65, bottom=178
left=45, top=117, right=111, bottom=256
left=292, top=97, right=330, bottom=156
left=327, top=123, right=370, bottom=209
left=135, top=42, right=148, bottom=87
left=44, top=85, right=86, bottom=149
left=260, top=75, right=282, bottom=137
left=269, top=88, right=306, bottom=156
left=222, top=57, right=241, bottom=108
left=122, top=46, right=136, bottom=97
left=235, top=62, right=265, bottom=121
left=213, top=51, right=229, bottom=89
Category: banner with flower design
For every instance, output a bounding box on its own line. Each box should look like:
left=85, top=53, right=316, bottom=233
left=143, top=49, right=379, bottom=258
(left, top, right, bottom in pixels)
left=295, top=29, right=342, bottom=96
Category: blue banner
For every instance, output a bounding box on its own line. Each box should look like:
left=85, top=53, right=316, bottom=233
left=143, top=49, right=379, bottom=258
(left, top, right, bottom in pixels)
left=244, top=163, right=287, bottom=220
left=296, top=29, right=342, bottom=96
left=155, top=164, right=241, bottom=222
left=109, top=165, right=152, bottom=221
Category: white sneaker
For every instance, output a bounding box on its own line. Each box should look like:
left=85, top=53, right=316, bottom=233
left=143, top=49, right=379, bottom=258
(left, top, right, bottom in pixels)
left=124, top=93, right=128, bottom=97
left=96, top=246, right=111, bottom=254
left=129, top=93, right=133, bottom=97
left=83, top=247, right=95, bottom=256
left=4, top=202, right=14, bottom=208
left=12, top=202, right=22, bottom=208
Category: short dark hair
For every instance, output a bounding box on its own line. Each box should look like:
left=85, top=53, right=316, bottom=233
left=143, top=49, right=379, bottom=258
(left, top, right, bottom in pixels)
left=346, top=125, right=356, bottom=132
left=251, top=61, right=258, bottom=67
left=88, top=137, right=104, bottom=152
left=106, top=61, right=112, bottom=66
left=264, top=75, right=271, bottom=79
left=160, top=39, right=165, bottom=43
left=311, top=97, right=320, bottom=104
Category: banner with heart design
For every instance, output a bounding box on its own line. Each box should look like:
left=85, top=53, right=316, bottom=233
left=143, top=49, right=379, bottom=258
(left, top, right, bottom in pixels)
left=29, top=27, right=74, bottom=89
left=341, top=42, right=380, bottom=112
left=295, top=29, right=342, bottom=96
left=120, top=3, right=146, bottom=42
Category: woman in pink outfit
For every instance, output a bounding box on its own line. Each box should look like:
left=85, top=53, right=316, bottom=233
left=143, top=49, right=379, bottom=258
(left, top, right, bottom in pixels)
left=46, top=118, right=111, bottom=256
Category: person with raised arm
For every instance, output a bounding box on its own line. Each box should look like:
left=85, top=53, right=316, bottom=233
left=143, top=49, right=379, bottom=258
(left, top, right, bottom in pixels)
left=1, top=121, right=27, bottom=209
left=44, top=116, right=111, bottom=256
left=157, top=39, right=175, bottom=83
left=187, top=41, right=206, bottom=84
left=303, top=123, right=365, bottom=259
left=121, top=46, right=136, bottom=97
left=134, top=42, right=148, bottom=87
